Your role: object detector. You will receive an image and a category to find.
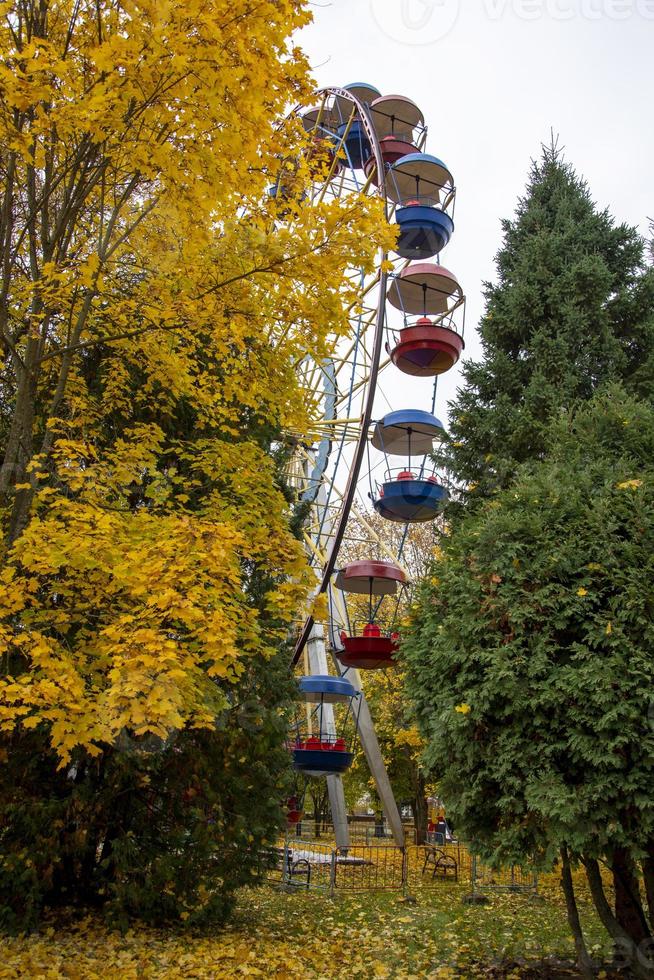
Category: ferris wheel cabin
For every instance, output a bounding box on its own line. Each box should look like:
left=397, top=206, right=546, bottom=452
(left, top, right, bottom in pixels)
left=373, top=477, right=448, bottom=523
left=363, top=94, right=426, bottom=184
left=291, top=675, right=359, bottom=776
left=333, top=83, right=381, bottom=170
left=386, top=153, right=455, bottom=260
left=371, top=410, right=449, bottom=523
left=334, top=560, right=408, bottom=669
left=301, top=104, right=343, bottom=177
left=387, top=262, right=465, bottom=377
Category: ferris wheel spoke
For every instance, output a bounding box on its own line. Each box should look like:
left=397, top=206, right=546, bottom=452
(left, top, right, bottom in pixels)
left=332, top=356, right=391, bottom=411
left=302, top=532, right=329, bottom=566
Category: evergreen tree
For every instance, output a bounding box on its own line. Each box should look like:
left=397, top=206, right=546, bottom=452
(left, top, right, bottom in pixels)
left=404, top=389, right=654, bottom=976
left=445, top=144, right=654, bottom=499
left=404, top=148, right=654, bottom=975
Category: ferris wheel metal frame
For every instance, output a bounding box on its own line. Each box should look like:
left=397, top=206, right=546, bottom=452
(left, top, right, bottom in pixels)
left=281, top=84, right=458, bottom=849
left=290, top=86, right=433, bottom=661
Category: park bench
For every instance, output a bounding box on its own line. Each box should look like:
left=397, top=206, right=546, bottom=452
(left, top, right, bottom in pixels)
left=422, top=846, right=458, bottom=882
left=268, top=847, right=312, bottom=889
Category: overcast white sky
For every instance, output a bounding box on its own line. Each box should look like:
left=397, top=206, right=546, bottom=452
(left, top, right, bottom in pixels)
left=299, top=0, right=653, bottom=416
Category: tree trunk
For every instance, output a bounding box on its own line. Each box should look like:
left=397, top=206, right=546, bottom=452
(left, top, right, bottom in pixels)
left=641, top=841, right=654, bottom=932
left=404, top=746, right=427, bottom=845
left=584, top=856, right=654, bottom=980
left=413, top=782, right=428, bottom=845
left=612, top=846, right=651, bottom=944
left=309, top=785, right=328, bottom=839
left=0, top=335, right=41, bottom=544
left=0, top=354, right=35, bottom=480
left=560, top=845, right=595, bottom=979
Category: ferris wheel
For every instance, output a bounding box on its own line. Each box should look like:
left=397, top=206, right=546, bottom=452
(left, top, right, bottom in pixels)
left=277, top=83, right=466, bottom=847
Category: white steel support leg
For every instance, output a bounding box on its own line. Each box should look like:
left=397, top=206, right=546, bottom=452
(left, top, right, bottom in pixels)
left=336, top=664, right=405, bottom=848
left=307, top=624, right=350, bottom=849
left=326, top=773, right=349, bottom=849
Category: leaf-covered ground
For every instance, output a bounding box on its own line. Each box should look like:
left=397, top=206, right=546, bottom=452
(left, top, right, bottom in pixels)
left=1, top=872, right=617, bottom=979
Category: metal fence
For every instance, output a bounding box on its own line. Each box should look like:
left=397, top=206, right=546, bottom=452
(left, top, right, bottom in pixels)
left=265, top=835, right=538, bottom=896
left=295, top=821, right=467, bottom=848
left=334, top=844, right=406, bottom=892
left=471, top=855, right=538, bottom=895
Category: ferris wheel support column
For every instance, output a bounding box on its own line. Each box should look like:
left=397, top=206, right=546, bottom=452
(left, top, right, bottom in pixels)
left=307, top=623, right=350, bottom=849
left=336, top=662, right=406, bottom=848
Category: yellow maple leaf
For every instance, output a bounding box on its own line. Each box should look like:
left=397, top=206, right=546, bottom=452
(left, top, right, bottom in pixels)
left=616, top=479, right=642, bottom=490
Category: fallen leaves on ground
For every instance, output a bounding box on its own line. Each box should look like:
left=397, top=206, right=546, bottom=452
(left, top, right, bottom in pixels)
left=0, top=869, right=614, bottom=979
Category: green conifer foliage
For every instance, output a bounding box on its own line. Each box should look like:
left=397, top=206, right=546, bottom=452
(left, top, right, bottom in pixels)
left=406, top=390, right=654, bottom=972
left=404, top=147, right=654, bottom=973
left=406, top=391, right=654, bottom=866
left=446, top=146, right=654, bottom=498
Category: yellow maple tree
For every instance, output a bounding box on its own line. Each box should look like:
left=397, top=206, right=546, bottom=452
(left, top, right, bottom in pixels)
left=0, top=0, right=394, bottom=762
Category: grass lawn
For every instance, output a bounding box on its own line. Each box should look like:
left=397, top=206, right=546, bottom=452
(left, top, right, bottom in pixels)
left=0, top=866, right=618, bottom=979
